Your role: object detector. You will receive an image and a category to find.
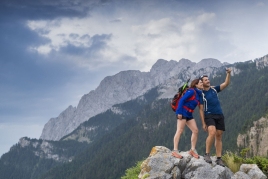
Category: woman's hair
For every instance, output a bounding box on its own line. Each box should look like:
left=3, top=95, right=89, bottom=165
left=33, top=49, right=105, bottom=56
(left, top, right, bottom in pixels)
left=190, top=79, right=200, bottom=88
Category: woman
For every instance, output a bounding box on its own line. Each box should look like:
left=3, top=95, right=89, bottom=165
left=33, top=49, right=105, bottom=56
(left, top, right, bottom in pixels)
left=172, top=79, right=204, bottom=159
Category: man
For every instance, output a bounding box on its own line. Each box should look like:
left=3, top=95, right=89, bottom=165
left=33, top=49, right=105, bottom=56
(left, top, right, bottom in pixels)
left=200, top=68, right=231, bottom=167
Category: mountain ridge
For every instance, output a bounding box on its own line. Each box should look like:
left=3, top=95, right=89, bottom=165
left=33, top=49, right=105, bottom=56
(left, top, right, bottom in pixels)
left=40, top=57, right=226, bottom=141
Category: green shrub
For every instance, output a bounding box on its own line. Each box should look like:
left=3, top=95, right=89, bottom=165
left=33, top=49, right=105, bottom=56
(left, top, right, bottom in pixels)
left=121, top=160, right=144, bottom=179
left=222, top=149, right=268, bottom=175
left=222, top=151, right=241, bottom=173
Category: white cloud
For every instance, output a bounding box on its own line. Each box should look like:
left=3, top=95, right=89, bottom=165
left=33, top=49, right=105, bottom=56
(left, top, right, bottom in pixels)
left=26, top=0, right=268, bottom=71
left=26, top=11, right=221, bottom=72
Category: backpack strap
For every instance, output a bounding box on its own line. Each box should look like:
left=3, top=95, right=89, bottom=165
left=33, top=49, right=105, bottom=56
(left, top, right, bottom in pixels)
left=183, top=88, right=199, bottom=112
left=203, top=87, right=218, bottom=111
left=186, top=88, right=199, bottom=104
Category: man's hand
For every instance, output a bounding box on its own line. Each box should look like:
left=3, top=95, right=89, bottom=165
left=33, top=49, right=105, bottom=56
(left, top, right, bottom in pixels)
left=202, top=123, right=207, bottom=132
left=226, top=68, right=231, bottom=74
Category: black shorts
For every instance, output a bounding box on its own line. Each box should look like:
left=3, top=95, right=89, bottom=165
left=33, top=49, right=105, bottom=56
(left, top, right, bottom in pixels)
left=205, top=114, right=225, bottom=131
left=176, top=115, right=193, bottom=121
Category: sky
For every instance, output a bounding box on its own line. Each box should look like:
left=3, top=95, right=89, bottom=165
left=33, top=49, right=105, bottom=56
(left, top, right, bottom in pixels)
left=1, top=0, right=268, bottom=157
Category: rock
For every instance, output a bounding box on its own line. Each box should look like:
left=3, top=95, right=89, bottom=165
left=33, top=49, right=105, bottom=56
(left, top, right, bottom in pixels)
left=256, top=54, right=268, bottom=69
left=240, top=164, right=267, bottom=179
left=139, top=146, right=233, bottom=179
left=237, top=117, right=268, bottom=157
left=139, top=146, right=267, bottom=179
left=231, top=171, right=251, bottom=179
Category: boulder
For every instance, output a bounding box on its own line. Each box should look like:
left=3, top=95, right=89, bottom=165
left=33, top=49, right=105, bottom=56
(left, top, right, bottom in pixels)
left=139, top=146, right=267, bottom=179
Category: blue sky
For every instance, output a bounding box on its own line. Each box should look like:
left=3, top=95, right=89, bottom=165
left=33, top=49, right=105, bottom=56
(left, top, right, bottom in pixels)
left=1, top=0, right=268, bottom=157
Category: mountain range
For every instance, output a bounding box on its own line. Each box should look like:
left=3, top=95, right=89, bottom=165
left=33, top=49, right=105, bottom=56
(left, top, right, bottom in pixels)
left=40, top=58, right=227, bottom=141
left=0, top=54, right=268, bottom=179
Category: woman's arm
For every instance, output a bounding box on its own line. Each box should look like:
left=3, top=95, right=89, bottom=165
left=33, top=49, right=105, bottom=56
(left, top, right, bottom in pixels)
left=175, top=89, right=194, bottom=116
left=199, top=104, right=207, bottom=131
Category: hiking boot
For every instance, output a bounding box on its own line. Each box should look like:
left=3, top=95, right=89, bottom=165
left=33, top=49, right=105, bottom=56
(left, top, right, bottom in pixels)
left=216, top=158, right=225, bottom=167
left=189, top=149, right=199, bottom=159
left=204, top=153, right=212, bottom=164
left=171, top=150, right=183, bottom=159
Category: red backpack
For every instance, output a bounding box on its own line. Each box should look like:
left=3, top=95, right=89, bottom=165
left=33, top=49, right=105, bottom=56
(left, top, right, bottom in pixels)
left=170, top=79, right=190, bottom=112
left=170, top=88, right=196, bottom=112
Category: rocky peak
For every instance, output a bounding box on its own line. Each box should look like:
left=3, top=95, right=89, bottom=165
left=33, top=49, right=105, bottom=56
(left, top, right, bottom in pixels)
left=194, top=58, right=223, bottom=70
left=139, top=146, right=267, bottom=179
left=256, top=54, right=268, bottom=69
left=19, top=137, right=31, bottom=148
left=177, top=58, right=196, bottom=67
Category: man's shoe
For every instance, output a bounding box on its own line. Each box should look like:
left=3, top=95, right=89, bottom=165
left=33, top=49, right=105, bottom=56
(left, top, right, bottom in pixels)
left=189, top=149, right=199, bottom=159
left=216, top=158, right=225, bottom=167
left=204, top=153, right=212, bottom=164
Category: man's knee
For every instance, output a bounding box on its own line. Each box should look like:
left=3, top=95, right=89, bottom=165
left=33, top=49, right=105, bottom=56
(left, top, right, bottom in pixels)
left=215, top=131, right=223, bottom=140
left=208, top=126, right=216, bottom=136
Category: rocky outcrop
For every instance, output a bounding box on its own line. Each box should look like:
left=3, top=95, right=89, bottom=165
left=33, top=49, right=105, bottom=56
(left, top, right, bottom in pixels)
left=138, top=146, right=267, bottom=179
left=237, top=116, right=268, bottom=157
left=18, top=137, right=73, bottom=162
left=256, top=54, right=268, bottom=69
left=40, top=58, right=227, bottom=141
left=233, top=164, right=267, bottom=179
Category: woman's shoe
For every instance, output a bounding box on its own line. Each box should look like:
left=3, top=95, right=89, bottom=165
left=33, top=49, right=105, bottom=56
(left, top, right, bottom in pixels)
left=188, top=149, right=199, bottom=159
left=172, top=150, right=183, bottom=159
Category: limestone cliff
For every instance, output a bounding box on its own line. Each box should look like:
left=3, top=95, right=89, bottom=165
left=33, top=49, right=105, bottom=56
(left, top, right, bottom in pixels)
left=237, top=116, right=268, bottom=157
left=256, top=54, right=268, bottom=70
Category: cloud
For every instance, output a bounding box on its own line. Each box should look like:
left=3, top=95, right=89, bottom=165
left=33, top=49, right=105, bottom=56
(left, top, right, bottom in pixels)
left=25, top=8, right=233, bottom=72
left=0, top=0, right=103, bottom=20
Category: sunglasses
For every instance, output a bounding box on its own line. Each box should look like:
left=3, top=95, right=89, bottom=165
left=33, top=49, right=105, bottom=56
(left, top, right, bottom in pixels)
left=199, top=75, right=208, bottom=80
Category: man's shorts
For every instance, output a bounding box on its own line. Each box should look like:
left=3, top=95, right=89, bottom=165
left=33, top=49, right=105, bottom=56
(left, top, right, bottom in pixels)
left=204, top=114, right=225, bottom=131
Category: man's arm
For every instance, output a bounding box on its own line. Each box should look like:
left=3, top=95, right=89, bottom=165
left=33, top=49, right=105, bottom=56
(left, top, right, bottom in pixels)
left=220, top=68, right=231, bottom=91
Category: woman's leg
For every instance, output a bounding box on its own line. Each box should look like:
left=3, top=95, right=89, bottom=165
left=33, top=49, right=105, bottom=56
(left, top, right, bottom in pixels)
left=186, top=119, right=198, bottom=150
left=173, top=119, right=186, bottom=150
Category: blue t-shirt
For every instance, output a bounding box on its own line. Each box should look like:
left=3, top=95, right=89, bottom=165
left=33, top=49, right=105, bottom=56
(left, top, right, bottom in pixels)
left=203, top=85, right=223, bottom=115
left=176, top=88, right=204, bottom=118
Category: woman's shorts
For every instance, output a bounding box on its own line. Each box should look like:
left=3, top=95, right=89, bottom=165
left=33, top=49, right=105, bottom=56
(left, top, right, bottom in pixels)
left=176, top=115, right=193, bottom=121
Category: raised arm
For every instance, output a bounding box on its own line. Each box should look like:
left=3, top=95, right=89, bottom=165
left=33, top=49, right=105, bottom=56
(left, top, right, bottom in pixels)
left=220, top=68, right=231, bottom=91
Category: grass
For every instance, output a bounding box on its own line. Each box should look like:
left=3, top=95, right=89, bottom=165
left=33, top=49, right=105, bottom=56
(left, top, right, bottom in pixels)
left=222, top=148, right=268, bottom=175
left=222, top=151, right=242, bottom=173
left=121, top=160, right=145, bottom=179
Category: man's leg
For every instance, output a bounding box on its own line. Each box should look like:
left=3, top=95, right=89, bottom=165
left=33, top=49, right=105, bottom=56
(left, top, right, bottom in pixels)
left=206, top=126, right=216, bottom=154
left=215, top=130, right=223, bottom=157
left=215, top=129, right=225, bottom=166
